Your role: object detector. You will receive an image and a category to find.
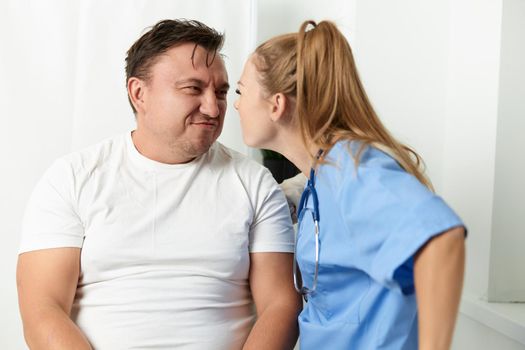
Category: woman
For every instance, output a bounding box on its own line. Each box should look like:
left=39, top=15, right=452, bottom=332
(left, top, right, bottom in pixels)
left=235, top=20, right=466, bottom=349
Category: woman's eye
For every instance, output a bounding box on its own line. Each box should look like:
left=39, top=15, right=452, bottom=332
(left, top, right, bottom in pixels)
left=235, top=89, right=241, bottom=95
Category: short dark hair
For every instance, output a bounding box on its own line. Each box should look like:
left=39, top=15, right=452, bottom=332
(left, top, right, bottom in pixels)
left=125, top=19, right=225, bottom=113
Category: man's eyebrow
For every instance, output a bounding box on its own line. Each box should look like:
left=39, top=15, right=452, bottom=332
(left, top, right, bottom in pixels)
left=175, top=78, right=204, bottom=87
left=237, top=81, right=244, bottom=86
left=175, top=79, right=230, bottom=90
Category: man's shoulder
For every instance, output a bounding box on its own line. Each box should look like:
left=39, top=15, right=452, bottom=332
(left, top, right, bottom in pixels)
left=211, top=143, right=264, bottom=169
left=209, top=142, right=273, bottom=181
left=55, top=133, right=127, bottom=174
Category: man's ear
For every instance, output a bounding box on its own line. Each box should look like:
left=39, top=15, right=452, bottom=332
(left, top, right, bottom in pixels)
left=127, top=77, right=146, bottom=113
left=269, top=93, right=288, bottom=122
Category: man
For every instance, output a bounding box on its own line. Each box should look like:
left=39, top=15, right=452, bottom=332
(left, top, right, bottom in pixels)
left=17, top=19, right=301, bottom=349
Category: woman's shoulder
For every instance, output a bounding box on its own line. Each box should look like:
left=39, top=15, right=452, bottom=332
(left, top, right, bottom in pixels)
left=323, top=140, right=432, bottom=202
left=326, top=140, right=402, bottom=173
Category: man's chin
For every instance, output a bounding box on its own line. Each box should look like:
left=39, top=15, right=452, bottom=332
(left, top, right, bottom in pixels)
left=190, top=139, right=216, bottom=157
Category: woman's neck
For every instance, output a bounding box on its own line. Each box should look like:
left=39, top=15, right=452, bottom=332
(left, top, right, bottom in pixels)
left=269, top=129, right=320, bottom=179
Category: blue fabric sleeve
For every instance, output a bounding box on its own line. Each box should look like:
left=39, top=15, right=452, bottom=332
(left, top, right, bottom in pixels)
left=336, top=146, right=464, bottom=294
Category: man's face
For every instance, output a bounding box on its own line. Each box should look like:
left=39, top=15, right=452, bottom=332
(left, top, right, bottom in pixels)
left=137, top=43, right=229, bottom=159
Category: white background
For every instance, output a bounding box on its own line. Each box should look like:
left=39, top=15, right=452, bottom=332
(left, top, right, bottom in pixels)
left=1, top=0, right=523, bottom=348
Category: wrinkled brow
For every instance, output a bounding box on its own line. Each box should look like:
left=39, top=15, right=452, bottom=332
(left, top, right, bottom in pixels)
left=175, top=79, right=230, bottom=91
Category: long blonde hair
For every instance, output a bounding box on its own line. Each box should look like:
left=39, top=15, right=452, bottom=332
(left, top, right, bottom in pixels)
left=254, top=20, right=432, bottom=190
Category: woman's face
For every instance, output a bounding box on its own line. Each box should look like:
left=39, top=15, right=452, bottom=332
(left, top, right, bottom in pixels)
left=234, top=56, right=277, bottom=148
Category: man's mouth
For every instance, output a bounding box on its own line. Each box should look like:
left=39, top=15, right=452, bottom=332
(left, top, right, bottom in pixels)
left=191, top=121, right=218, bottom=129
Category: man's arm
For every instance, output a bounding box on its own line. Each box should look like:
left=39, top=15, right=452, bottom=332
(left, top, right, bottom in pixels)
left=414, top=226, right=465, bottom=350
left=243, top=252, right=302, bottom=350
left=17, top=247, right=92, bottom=349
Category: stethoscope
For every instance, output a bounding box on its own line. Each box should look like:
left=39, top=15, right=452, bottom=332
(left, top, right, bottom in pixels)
left=293, top=152, right=322, bottom=299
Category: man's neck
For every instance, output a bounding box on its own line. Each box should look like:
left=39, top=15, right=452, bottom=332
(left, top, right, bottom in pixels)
left=131, top=129, right=197, bottom=165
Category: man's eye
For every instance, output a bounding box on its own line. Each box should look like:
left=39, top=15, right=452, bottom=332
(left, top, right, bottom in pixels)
left=186, top=86, right=201, bottom=93
left=216, top=90, right=228, bottom=100
left=235, top=89, right=241, bottom=95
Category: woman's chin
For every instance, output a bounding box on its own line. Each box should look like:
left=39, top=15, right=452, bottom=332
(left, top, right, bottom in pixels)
left=242, top=136, right=259, bottom=149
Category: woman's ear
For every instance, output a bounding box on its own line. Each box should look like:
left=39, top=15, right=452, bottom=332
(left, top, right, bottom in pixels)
left=127, top=77, right=146, bottom=113
left=269, top=93, right=288, bottom=122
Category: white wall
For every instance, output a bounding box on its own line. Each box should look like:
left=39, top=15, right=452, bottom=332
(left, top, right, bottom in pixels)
left=1, top=0, right=523, bottom=348
left=489, top=0, right=525, bottom=302
left=441, top=0, right=502, bottom=299
left=353, top=0, right=450, bottom=188
left=257, top=0, right=356, bottom=43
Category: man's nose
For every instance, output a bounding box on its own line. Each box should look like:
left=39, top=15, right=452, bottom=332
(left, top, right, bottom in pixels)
left=200, top=90, right=220, bottom=118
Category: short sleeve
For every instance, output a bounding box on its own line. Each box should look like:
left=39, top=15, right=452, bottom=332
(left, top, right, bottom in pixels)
left=338, top=147, right=464, bottom=294
left=249, top=169, right=295, bottom=253
left=19, top=159, right=85, bottom=254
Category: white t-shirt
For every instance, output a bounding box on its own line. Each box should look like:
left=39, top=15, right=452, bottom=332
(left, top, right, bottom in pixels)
left=20, top=132, right=295, bottom=350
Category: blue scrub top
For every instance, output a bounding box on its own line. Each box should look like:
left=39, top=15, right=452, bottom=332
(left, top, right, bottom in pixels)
left=297, top=141, right=464, bottom=349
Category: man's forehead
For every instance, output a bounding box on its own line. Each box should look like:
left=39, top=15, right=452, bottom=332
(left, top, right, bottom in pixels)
left=170, top=44, right=226, bottom=71
left=164, top=43, right=220, bottom=65
left=152, top=45, right=227, bottom=81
